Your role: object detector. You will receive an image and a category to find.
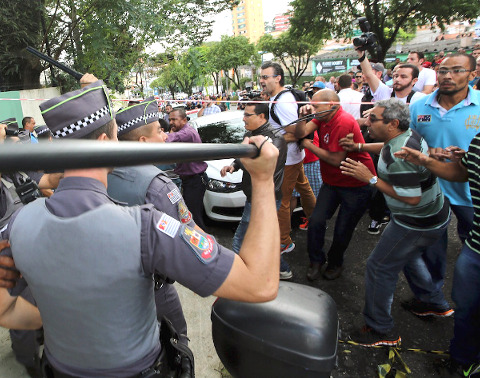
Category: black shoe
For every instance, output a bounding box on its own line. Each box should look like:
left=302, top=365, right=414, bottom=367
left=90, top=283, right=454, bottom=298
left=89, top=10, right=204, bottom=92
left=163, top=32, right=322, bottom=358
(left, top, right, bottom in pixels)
left=349, top=326, right=401, bottom=347
left=323, top=265, right=343, bottom=280
left=401, top=298, right=454, bottom=317
left=381, top=215, right=390, bottom=225
left=306, top=262, right=322, bottom=281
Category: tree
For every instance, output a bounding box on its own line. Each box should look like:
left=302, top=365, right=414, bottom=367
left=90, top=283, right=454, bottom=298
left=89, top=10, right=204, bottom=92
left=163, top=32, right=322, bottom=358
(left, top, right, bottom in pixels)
left=209, top=36, right=260, bottom=89
left=257, top=31, right=322, bottom=87
left=0, top=0, right=235, bottom=92
left=289, top=0, right=480, bottom=62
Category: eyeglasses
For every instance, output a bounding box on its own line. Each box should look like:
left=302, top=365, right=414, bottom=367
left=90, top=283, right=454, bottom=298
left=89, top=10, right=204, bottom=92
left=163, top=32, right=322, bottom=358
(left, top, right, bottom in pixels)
left=243, top=112, right=256, bottom=117
left=355, top=75, right=362, bottom=78
left=437, top=68, right=472, bottom=75
left=259, top=75, right=278, bottom=80
left=368, top=114, right=385, bottom=123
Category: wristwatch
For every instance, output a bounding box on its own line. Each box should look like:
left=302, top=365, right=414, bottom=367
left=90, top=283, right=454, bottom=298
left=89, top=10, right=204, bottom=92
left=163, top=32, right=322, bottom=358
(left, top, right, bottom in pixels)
left=369, top=176, right=378, bottom=186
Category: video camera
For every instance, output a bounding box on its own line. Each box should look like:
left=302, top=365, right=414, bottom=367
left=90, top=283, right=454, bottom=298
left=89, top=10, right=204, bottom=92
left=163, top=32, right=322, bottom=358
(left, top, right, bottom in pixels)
left=353, top=17, right=380, bottom=54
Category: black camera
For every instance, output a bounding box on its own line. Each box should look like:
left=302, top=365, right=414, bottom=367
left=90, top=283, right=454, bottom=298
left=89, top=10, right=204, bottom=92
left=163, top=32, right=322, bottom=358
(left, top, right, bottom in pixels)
left=353, top=17, right=379, bottom=53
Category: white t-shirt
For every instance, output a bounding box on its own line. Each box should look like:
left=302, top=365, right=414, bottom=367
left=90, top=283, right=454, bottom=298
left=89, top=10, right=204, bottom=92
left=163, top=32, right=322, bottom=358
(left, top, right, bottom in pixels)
left=373, top=81, right=426, bottom=105
left=269, top=91, right=305, bottom=166
left=413, top=68, right=437, bottom=92
left=338, top=88, right=364, bottom=119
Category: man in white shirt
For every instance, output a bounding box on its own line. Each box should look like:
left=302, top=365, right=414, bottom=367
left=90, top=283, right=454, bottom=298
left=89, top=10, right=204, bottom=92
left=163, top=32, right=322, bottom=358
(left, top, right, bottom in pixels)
left=337, top=74, right=364, bottom=119
left=356, top=48, right=425, bottom=105
left=407, top=51, right=437, bottom=94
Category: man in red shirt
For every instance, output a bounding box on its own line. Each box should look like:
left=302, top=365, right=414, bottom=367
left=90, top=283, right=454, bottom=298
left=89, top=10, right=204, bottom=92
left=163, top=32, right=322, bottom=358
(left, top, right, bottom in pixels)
left=295, top=89, right=375, bottom=280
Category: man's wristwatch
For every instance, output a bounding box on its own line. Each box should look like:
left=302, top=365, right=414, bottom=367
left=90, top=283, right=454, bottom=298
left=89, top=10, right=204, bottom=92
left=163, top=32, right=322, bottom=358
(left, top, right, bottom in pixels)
left=369, top=176, right=378, bottom=186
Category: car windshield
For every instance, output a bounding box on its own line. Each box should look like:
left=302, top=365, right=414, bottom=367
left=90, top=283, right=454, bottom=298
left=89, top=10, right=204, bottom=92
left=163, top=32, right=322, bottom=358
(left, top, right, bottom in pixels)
left=194, top=115, right=245, bottom=144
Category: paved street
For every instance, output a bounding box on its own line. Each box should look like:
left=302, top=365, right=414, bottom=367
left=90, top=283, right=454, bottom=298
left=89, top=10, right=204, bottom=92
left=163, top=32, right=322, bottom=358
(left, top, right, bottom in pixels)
left=0, top=211, right=459, bottom=377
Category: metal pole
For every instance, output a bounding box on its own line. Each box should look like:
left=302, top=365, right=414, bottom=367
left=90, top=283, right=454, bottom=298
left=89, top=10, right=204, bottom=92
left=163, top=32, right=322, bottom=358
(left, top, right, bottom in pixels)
left=0, top=141, right=258, bottom=173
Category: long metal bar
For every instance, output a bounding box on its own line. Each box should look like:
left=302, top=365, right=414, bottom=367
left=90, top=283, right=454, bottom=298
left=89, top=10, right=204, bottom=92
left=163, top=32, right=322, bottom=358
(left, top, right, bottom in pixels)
left=26, top=46, right=84, bottom=80
left=0, top=141, right=258, bottom=173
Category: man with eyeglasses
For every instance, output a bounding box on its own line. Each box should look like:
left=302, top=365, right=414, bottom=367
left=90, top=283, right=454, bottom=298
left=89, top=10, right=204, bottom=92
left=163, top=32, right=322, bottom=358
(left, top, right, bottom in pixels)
left=340, top=98, right=450, bottom=347
left=259, top=61, right=317, bottom=279
left=404, top=53, right=480, bottom=318
left=220, top=100, right=287, bottom=258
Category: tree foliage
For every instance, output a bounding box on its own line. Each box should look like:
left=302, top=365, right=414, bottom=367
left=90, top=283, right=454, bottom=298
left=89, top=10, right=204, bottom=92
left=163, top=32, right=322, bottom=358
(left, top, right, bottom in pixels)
left=289, top=0, right=480, bottom=62
left=0, top=0, right=234, bottom=92
left=208, top=35, right=260, bottom=89
left=257, top=31, right=322, bottom=87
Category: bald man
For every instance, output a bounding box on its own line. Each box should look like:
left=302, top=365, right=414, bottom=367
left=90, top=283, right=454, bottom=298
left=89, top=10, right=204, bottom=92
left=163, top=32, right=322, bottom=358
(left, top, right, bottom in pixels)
left=294, top=90, right=375, bottom=281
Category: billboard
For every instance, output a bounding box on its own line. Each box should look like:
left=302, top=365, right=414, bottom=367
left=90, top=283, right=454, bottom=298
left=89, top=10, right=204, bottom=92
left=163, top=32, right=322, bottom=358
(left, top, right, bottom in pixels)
left=313, top=59, right=347, bottom=75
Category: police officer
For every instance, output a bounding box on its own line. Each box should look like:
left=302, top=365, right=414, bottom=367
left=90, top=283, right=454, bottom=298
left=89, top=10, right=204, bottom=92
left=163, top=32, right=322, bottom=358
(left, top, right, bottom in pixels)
left=109, top=96, right=192, bottom=375
left=0, top=75, right=280, bottom=377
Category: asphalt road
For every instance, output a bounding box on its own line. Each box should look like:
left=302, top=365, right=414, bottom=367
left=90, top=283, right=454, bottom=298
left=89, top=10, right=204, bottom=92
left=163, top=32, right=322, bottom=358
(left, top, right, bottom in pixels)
left=209, top=210, right=460, bottom=377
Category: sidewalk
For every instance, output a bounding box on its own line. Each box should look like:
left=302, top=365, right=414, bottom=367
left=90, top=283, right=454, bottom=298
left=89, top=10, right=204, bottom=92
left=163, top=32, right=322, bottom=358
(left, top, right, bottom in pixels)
left=0, top=283, right=223, bottom=378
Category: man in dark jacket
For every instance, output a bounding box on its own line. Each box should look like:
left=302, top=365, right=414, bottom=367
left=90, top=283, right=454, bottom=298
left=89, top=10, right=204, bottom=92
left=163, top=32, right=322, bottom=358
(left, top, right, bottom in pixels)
left=221, top=99, right=287, bottom=264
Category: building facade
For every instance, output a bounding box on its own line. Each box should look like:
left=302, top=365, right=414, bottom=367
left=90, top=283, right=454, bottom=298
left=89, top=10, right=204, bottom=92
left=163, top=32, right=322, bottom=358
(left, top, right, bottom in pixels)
left=232, top=0, right=264, bottom=43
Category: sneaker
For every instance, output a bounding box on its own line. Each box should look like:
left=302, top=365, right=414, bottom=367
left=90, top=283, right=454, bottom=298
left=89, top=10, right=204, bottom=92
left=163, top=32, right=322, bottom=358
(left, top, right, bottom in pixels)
left=349, top=326, right=401, bottom=347
left=401, top=298, right=454, bottom=317
left=435, top=358, right=480, bottom=377
left=280, top=242, right=295, bottom=254
left=381, top=215, right=390, bottom=225
left=280, top=257, right=293, bottom=280
left=299, top=217, right=309, bottom=230
left=367, top=220, right=381, bottom=235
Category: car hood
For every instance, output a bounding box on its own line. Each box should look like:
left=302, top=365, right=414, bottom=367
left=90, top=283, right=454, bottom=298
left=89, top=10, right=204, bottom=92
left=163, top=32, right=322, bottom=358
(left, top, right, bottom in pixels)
left=206, top=159, right=243, bottom=183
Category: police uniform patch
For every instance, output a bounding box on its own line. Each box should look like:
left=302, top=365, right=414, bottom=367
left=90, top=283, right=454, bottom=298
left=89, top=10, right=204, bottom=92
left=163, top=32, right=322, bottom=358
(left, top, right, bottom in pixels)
left=167, top=188, right=181, bottom=204
left=156, top=213, right=180, bottom=238
left=417, top=115, right=431, bottom=123
left=180, top=225, right=217, bottom=264
left=178, top=201, right=192, bottom=224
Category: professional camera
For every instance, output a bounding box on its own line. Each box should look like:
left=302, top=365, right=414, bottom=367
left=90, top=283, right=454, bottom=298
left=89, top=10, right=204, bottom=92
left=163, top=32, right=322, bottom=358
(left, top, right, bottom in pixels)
left=353, top=17, right=379, bottom=53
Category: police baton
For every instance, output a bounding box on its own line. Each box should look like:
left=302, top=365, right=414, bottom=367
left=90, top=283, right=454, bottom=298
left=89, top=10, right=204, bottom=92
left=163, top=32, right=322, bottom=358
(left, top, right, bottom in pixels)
left=26, top=46, right=84, bottom=80
left=0, top=141, right=259, bottom=173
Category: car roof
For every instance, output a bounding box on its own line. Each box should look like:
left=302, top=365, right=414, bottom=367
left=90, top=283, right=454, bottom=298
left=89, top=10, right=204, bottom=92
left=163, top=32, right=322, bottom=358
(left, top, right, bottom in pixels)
left=190, top=110, right=244, bottom=128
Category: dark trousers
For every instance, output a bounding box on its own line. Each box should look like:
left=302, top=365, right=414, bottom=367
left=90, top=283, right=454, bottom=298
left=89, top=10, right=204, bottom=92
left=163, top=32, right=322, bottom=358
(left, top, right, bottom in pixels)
left=154, top=283, right=188, bottom=345
left=308, top=183, right=372, bottom=267
left=181, top=172, right=207, bottom=230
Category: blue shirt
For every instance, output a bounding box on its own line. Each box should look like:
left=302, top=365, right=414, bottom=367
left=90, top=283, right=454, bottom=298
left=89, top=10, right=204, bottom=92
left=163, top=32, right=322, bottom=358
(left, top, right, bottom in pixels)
left=409, top=86, right=480, bottom=206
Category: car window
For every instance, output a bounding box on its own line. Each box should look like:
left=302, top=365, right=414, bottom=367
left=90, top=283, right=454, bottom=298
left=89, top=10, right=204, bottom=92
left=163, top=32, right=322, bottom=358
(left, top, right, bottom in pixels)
left=196, top=119, right=245, bottom=144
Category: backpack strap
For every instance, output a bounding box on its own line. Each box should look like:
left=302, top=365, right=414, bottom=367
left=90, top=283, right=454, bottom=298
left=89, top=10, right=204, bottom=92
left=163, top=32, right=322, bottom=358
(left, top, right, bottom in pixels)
left=391, top=90, right=416, bottom=103
left=269, top=89, right=290, bottom=127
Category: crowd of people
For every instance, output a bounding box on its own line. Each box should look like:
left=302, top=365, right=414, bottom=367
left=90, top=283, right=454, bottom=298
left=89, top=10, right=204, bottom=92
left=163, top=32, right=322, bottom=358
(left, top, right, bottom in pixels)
left=0, top=44, right=479, bottom=377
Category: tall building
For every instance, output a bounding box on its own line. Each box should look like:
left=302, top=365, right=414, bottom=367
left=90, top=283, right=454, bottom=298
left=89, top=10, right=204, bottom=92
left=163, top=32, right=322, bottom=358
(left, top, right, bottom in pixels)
left=231, top=0, right=264, bottom=43
left=273, top=13, right=291, bottom=32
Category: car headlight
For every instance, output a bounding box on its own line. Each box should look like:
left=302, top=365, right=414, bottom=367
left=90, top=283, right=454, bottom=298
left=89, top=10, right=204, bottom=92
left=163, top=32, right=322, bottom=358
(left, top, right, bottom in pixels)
left=207, top=179, right=242, bottom=193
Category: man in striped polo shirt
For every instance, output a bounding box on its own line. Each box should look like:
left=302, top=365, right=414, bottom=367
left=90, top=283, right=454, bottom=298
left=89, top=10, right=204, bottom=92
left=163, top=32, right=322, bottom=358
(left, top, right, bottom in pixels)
left=340, top=99, right=451, bottom=347
left=395, top=134, right=480, bottom=376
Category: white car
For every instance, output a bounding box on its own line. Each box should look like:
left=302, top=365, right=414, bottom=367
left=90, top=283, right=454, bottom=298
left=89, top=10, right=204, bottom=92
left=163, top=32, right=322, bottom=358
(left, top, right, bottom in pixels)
left=189, top=111, right=247, bottom=222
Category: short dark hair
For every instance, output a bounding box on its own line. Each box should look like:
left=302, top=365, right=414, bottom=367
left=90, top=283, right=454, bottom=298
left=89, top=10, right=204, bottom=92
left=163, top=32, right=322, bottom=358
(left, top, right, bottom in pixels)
left=409, top=51, right=425, bottom=61
left=159, top=118, right=170, bottom=132
left=397, top=64, right=419, bottom=79
left=261, top=61, right=284, bottom=86
left=170, top=108, right=187, bottom=119
left=22, top=117, right=33, bottom=127
left=83, top=119, right=117, bottom=140
left=246, top=98, right=269, bottom=119
left=444, top=53, right=477, bottom=71
left=338, top=74, right=352, bottom=89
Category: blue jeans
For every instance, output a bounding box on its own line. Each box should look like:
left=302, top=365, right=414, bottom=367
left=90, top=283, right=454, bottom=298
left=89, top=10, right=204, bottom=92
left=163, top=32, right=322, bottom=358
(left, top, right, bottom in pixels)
left=232, top=199, right=282, bottom=254
left=363, top=219, right=450, bottom=333
left=307, top=183, right=372, bottom=267
left=450, top=244, right=480, bottom=366
left=403, top=205, right=473, bottom=305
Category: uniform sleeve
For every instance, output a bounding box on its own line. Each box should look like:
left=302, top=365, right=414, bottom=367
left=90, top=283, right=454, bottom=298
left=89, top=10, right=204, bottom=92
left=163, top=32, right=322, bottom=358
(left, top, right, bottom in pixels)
left=140, top=207, right=235, bottom=297
left=372, top=81, right=392, bottom=102
left=145, top=175, right=195, bottom=227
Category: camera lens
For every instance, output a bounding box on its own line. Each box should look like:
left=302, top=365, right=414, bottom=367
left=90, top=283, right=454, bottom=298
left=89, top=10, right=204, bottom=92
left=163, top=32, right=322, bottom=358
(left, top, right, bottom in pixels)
left=353, top=37, right=366, bottom=47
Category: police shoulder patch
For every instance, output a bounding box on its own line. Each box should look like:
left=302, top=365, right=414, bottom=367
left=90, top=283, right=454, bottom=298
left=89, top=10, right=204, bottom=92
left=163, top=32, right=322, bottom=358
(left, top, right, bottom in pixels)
left=156, top=213, right=181, bottom=238
left=178, top=200, right=192, bottom=224
left=167, top=188, right=182, bottom=204
left=180, top=225, right=218, bottom=264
